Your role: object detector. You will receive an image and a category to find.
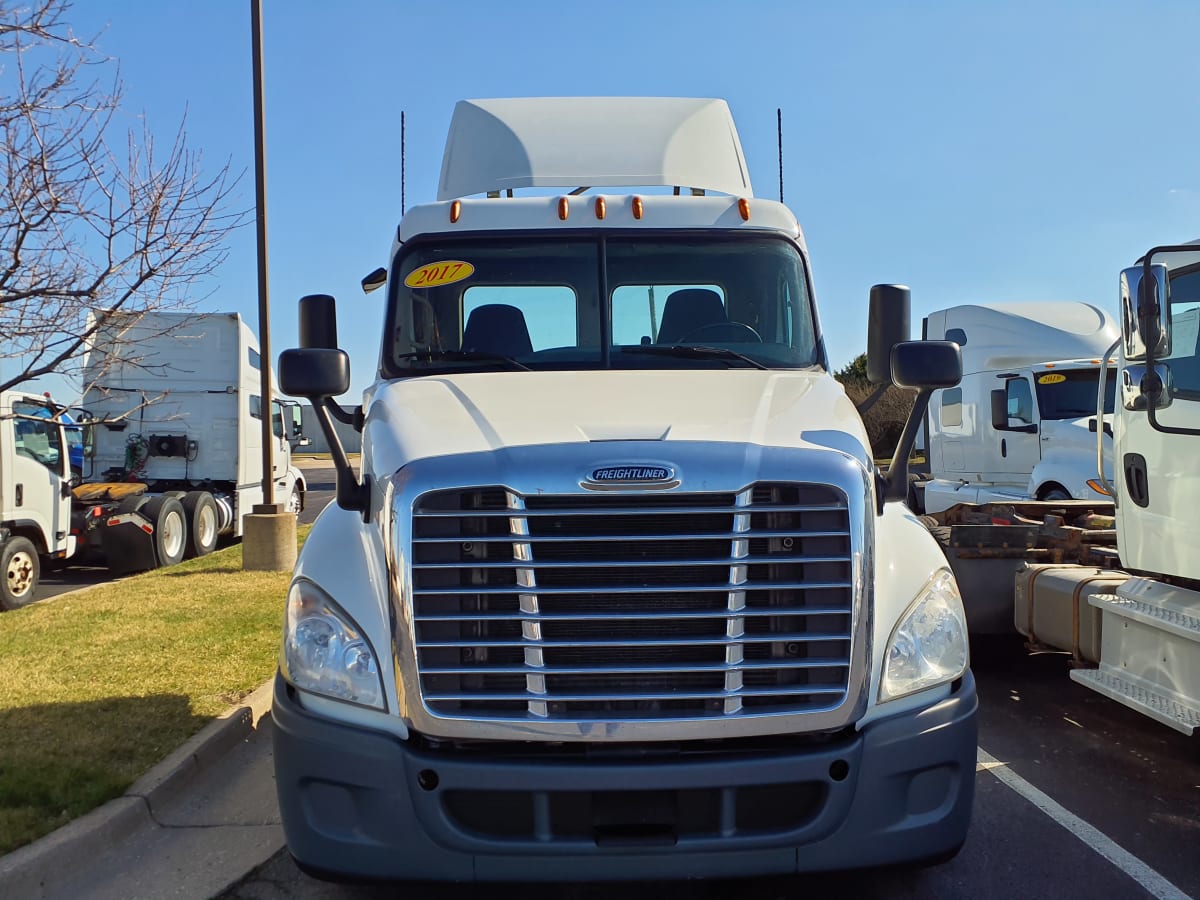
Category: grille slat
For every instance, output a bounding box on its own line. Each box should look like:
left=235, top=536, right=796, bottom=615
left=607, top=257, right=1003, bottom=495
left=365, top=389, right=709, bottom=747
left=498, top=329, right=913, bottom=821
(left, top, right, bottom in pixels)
left=417, top=633, right=852, bottom=649
left=413, top=580, right=850, bottom=597
left=415, top=607, right=850, bottom=622
left=411, top=482, right=854, bottom=721
left=413, top=554, right=850, bottom=569
left=420, top=658, right=850, bottom=675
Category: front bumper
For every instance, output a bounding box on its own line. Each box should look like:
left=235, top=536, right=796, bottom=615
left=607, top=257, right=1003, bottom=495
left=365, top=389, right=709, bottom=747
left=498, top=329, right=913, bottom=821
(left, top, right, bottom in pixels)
left=272, top=671, right=978, bottom=882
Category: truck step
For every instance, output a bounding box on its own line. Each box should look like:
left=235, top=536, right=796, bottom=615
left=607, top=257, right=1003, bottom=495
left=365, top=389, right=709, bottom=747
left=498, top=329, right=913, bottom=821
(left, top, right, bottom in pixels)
left=1070, top=668, right=1200, bottom=736
left=1087, top=592, right=1200, bottom=643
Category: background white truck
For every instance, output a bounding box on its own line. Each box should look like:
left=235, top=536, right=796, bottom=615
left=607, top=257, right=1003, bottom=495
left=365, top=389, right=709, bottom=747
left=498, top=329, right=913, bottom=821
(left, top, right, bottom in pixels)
left=923, top=245, right=1200, bottom=734
left=271, top=97, right=976, bottom=882
left=0, top=311, right=308, bottom=606
left=920, top=302, right=1119, bottom=514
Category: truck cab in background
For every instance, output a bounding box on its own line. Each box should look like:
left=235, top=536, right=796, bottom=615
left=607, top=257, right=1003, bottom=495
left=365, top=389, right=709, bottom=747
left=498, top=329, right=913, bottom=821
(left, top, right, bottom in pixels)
left=272, top=97, right=976, bottom=882
left=920, top=302, right=1119, bottom=514
left=0, top=391, right=74, bottom=608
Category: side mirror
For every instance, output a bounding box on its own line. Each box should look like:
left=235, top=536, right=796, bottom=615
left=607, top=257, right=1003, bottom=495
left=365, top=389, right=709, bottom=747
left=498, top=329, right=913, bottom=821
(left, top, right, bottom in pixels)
left=1120, top=264, right=1170, bottom=362
left=990, top=389, right=1008, bottom=430
left=1121, top=363, right=1172, bottom=411
left=890, top=340, right=961, bottom=390
left=880, top=340, right=961, bottom=507
left=867, top=285, right=911, bottom=385
left=361, top=267, right=387, bottom=294
left=279, top=348, right=350, bottom=398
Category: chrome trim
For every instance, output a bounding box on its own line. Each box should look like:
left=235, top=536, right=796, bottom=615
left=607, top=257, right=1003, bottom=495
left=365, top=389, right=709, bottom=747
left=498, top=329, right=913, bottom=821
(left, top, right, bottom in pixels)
left=385, top=440, right=873, bottom=742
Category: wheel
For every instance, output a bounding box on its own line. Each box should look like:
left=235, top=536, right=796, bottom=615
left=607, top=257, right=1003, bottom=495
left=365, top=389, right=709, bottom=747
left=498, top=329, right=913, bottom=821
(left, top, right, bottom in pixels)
left=285, top=487, right=302, bottom=515
left=2, top=536, right=40, bottom=610
left=141, top=496, right=187, bottom=567
left=181, top=491, right=219, bottom=558
left=678, top=322, right=763, bottom=343
left=1041, top=487, right=1072, bottom=501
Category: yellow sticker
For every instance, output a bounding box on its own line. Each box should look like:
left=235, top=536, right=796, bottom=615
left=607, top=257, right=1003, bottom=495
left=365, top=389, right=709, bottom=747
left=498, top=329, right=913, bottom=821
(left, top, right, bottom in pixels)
left=1038, top=373, right=1067, bottom=385
left=404, top=260, right=475, bottom=289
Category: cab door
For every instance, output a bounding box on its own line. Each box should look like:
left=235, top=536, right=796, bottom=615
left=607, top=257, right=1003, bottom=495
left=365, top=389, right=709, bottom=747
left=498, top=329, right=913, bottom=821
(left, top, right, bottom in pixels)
left=988, top=375, right=1041, bottom=487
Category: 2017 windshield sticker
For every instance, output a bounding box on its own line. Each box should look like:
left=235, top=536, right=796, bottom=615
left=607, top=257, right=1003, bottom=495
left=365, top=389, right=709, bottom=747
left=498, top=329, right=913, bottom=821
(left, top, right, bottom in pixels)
left=1038, top=373, right=1067, bottom=385
left=404, top=260, right=474, bottom=289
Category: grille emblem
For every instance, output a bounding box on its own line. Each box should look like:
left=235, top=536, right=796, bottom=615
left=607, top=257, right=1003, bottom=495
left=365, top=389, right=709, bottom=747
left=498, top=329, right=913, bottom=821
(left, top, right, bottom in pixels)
left=583, top=463, right=679, bottom=490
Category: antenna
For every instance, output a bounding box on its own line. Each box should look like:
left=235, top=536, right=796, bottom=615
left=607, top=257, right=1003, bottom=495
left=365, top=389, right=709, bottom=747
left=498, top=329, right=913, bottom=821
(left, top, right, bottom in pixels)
left=401, top=110, right=406, bottom=215
left=777, top=108, right=787, bottom=204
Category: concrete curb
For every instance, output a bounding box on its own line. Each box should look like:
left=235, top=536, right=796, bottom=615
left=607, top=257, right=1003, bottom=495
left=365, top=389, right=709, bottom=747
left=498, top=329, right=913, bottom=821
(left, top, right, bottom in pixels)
left=0, top=678, right=275, bottom=897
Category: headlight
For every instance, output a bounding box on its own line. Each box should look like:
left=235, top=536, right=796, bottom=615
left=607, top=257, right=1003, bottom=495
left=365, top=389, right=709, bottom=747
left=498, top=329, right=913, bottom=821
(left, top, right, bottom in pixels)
left=282, top=579, right=385, bottom=710
left=880, top=569, right=969, bottom=702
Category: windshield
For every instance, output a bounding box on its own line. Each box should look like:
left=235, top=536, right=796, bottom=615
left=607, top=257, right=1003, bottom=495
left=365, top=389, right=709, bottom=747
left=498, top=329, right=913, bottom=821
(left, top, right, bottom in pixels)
left=1034, top=368, right=1116, bottom=419
left=383, top=233, right=820, bottom=376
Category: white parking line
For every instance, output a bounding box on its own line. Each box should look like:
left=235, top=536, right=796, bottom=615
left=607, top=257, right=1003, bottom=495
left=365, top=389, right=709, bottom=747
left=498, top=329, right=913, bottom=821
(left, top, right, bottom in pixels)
left=977, top=747, right=1190, bottom=900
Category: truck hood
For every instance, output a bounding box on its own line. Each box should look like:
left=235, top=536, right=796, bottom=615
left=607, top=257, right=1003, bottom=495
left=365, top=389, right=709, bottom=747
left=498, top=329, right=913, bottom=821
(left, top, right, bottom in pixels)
left=362, top=370, right=872, bottom=477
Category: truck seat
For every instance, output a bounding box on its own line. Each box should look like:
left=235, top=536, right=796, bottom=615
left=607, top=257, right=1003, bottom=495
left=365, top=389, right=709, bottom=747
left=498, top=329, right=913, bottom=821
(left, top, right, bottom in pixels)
left=462, top=304, right=533, bottom=356
left=656, top=289, right=728, bottom=343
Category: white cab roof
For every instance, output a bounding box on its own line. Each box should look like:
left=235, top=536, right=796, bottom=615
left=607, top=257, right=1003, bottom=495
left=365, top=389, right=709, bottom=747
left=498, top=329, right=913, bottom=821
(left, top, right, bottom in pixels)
left=437, top=97, right=753, bottom=201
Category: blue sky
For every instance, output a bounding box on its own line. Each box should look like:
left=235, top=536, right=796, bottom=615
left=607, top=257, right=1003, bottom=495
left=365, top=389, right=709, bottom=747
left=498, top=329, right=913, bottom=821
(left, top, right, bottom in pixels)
left=43, top=0, right=1200, bottom=398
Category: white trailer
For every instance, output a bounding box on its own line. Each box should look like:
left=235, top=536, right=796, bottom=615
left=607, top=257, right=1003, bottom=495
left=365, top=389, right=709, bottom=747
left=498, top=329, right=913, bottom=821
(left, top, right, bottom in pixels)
left=270, top=97, right=976, bottom=882
left=71, top=311, right=307, bottom=572
left=921, top=302, right=1119, bottom=514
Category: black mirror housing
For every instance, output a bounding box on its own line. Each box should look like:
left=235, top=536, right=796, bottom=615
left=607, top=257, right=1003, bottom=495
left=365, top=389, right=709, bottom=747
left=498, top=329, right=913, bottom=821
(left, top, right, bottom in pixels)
left=990, top=389, right=1008, bottom=430
left=867, top=285, right=911, bottom=385
left=298, top=294, right=340, bottom=350
left=279, top=348, right=350, bottom=398
left=890, top=340, right=961, bottom=390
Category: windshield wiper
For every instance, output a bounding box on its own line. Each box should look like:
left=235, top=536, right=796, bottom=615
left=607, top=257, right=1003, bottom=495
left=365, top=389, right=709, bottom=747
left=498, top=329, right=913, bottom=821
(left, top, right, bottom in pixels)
left=396, top=350, right=531, bottom=371
left=620, top=345, right=768, bottom=370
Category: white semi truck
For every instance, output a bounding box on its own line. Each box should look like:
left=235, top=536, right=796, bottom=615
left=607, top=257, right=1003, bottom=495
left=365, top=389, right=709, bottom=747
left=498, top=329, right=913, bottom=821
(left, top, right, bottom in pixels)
left=272, top=97, right=976, bottom=881
left=0, top=311, right=308, bottom=607
left=924, top=244, right=1200, bottom=734
left=1058, top=244, right=1200, bottom=732
left=920, top=302, right=1119, bottom=514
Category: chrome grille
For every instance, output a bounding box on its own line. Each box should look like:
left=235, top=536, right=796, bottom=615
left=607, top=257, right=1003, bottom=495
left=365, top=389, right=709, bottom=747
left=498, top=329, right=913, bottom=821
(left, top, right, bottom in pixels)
left=410, top=483, right=853, bottom=721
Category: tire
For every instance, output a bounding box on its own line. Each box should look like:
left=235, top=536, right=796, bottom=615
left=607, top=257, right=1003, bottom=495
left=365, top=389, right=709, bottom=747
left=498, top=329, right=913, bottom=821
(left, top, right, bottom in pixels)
left=1041, top=487, right=1072, bottom=501
left=142, top=496, right=187, bottom=567
left=2, top=536, right=40, bottom=611
left=182, top=491, right=219, bottom=558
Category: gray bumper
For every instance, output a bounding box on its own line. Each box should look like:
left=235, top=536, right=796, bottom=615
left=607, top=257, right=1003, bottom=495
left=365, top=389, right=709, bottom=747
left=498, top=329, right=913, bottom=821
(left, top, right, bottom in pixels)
left=272, top=671, right=977, bottom=882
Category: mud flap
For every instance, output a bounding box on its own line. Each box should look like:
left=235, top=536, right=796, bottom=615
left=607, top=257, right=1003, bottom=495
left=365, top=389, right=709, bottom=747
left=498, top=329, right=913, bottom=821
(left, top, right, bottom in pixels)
left=102, top=511, right=158, bottom=575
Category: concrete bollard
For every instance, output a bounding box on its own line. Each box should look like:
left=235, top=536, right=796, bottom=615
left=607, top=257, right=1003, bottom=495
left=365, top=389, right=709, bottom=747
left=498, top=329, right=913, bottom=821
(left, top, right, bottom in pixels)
left=242, top=504, right=298, bottom=572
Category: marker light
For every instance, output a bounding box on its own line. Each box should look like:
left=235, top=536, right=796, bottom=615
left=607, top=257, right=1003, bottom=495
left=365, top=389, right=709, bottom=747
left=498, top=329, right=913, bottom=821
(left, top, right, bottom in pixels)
left=738, top=198, right=751, bottom=221
left=594, top=196, right=606, bottom=220
left=632, top=196, right=644, bottom=220
left=1086, top=479, right=1111, bottom=495
left=450, top=200, right=461, bottom=223
left=558, top=197, right=570, bottom=220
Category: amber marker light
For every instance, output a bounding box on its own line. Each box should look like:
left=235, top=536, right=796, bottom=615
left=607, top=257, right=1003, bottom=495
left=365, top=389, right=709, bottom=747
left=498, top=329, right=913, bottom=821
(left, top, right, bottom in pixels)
left=632, top=196, right=644, bottom=220
left=594, top=196, right=606, bottom=220
left=450, top=200, right=462, bottom=223
left=738, top=198, right=751, bottom=221
left=558, top=197, right=570, bottom=220
left=1086, top=479, right=1111, bottom=495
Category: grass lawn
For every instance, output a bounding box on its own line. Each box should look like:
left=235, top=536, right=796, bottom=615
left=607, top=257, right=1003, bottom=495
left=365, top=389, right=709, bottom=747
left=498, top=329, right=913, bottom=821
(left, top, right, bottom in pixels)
left=0, top=527, right=309, bottom=854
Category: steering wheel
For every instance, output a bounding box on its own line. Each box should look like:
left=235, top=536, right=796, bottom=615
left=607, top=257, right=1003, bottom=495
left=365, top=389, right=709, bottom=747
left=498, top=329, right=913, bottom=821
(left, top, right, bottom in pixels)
left=677, top=322, right=763, bottom=344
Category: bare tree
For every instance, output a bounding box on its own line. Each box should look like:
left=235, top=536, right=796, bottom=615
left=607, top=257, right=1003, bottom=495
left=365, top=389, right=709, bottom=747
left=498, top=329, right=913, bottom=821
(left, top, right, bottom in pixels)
left=0, top=0, right=246, bottom=397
